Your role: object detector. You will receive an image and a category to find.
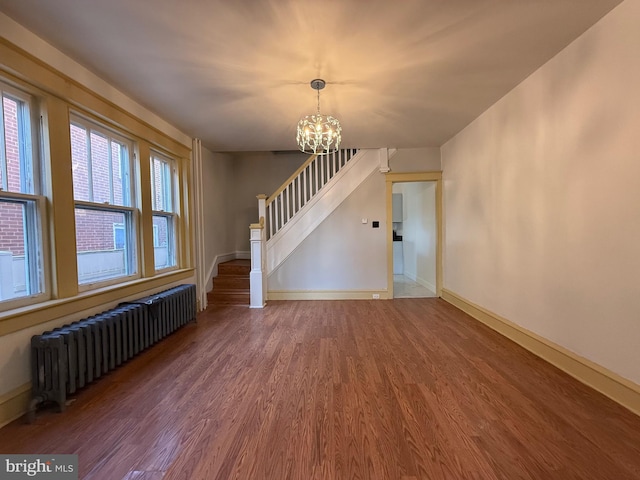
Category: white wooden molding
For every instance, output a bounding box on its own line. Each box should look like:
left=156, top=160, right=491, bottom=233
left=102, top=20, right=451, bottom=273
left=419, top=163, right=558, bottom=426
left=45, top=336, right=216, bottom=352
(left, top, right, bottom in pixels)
left=249, top=218, right=266, bottom=308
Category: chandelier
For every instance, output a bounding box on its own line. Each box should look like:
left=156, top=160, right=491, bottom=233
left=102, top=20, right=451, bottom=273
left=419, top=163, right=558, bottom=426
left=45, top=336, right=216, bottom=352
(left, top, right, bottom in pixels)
left=296, top=79, right=342, bottom=155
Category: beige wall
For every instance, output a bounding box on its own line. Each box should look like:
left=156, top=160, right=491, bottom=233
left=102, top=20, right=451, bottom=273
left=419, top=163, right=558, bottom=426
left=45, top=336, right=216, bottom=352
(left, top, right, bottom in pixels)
left=0, top=13, right=190, bottom=146
left=201, top=148, right=236, bottom=290
left=441, top=0, right=640, bottom=385
left=231, top=151, right=308, bottom=252
left=390, top=147, right=441, bottom=172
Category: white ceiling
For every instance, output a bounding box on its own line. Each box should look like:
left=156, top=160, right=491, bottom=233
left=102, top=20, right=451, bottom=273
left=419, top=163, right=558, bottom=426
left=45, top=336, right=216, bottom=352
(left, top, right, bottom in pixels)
left=0, top=0, right=623, bottom=152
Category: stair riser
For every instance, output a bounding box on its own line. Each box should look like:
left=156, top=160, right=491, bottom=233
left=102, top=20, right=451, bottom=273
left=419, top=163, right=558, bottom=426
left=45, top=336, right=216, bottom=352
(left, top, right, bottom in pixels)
left=214, top=277, right=250, bottom=289
left=211, top=293, right=250, bottom=305
left=211, top=260, right=251, bottom=306
left=218, top=265, right=251, bottom=276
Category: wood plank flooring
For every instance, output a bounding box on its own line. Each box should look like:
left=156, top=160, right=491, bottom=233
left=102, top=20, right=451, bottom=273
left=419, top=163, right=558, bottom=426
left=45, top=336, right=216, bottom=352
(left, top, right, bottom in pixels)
left=1, top=299, right=639, bottom=479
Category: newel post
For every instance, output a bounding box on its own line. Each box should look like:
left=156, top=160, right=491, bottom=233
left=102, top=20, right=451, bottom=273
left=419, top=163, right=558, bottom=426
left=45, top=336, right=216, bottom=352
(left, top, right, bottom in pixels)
left=250, top=194, right=268, bottom=308
left=257, top=194, right=267, bottom=225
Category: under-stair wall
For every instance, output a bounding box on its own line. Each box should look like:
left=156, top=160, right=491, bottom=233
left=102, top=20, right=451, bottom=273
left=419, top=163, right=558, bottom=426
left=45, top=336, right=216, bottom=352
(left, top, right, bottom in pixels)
left=265, top=149, right=384, bottom=274
left=268, top=166, right=388, bottom=299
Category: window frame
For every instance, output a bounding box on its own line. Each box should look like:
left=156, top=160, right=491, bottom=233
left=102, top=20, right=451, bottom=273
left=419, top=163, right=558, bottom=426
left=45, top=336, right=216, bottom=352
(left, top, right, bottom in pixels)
left=0, top=81, right=50, bottom=311
left=150, top=151, right=179, bottom=272
left=70, top=113, right=140, bottom=290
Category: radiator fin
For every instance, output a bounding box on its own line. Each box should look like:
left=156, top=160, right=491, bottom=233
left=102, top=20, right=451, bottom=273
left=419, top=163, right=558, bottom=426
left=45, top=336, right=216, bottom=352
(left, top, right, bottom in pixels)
left=29, top=284, right=196, bottom=420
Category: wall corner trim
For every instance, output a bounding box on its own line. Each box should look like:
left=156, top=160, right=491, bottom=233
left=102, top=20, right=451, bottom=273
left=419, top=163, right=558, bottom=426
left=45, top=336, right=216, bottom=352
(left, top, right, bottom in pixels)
left=0, top=383, right=31, bottom=429
left=441, top=288, right=640, bottom=417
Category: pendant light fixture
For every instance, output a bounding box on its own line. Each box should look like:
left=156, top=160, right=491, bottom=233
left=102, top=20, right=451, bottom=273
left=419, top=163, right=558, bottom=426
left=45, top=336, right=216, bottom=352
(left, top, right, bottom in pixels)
left=296, top=79, right=342, bottom=155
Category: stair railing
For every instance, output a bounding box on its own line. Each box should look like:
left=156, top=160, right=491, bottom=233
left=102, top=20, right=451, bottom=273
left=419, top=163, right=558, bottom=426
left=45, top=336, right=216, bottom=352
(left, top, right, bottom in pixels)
left=264, top=148, right=358, bottom=240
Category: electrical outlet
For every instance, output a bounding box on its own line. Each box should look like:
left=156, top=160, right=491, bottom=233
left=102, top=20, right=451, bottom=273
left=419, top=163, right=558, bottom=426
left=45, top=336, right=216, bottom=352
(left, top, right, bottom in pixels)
left=372, top=293, right=380, bottom=299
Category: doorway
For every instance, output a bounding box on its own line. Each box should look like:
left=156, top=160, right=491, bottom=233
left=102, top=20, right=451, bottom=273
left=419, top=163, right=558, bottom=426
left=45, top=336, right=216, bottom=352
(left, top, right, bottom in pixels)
left=385, top=172, right=442, bottom=299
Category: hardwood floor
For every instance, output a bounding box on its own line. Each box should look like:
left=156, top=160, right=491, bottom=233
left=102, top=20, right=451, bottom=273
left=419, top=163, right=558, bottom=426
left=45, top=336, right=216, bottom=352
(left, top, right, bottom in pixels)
left=2, top=299, right=639, bottom=479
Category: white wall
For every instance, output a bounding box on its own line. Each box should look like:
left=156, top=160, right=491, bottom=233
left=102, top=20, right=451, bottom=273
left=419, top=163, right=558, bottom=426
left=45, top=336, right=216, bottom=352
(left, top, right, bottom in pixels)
left=268, top=170, right=387, bottom=291
left=441, top=0, right=640, bottom=385
left=398, top=182, right=436, bottom=291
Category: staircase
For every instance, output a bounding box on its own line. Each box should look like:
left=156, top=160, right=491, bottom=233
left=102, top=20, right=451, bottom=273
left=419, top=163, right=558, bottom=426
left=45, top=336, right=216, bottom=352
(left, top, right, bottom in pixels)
left=249, top=148, right=390, bottom=307
left=208, top=260, right=250, bottom=306
left=264, top=148, right=382, bottom=273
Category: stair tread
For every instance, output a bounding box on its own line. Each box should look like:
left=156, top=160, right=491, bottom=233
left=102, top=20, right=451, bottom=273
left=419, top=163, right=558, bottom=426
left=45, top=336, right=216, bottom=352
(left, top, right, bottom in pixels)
left=210, top=260, right=251, bottom=305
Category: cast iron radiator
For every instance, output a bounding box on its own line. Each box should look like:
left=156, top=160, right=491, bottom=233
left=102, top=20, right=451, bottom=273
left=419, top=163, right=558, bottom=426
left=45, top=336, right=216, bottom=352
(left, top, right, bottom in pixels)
left=29, top=284, right=196, bottom=421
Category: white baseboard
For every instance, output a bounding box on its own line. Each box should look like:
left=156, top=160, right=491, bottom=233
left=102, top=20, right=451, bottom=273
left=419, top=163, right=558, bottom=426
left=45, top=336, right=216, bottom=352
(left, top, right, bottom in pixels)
left=268, top=290, right=389, bottom=300
left=416, top=275, right=436, bottom=293
left=0, top=383, right=30, bottom=428
left=441, top=288, right=640, bottom=417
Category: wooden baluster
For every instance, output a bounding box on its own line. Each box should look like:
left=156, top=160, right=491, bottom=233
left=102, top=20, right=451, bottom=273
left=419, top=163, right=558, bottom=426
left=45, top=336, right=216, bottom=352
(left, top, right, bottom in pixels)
left=302, top=167, right=307, bottom=205
left=277, top=193, right=283, bottom=231
left=322, top=155, right=327, bottom=184
left=330, top=151, right=335, bottom=178
left=283, top=189, right=288, bottom=225
left=290, top=183, right=295, bottom=219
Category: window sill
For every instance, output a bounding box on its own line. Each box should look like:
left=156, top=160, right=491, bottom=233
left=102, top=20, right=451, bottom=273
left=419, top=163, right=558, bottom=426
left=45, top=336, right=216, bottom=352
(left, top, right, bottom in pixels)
left=0, top=267, right=195, bottom=336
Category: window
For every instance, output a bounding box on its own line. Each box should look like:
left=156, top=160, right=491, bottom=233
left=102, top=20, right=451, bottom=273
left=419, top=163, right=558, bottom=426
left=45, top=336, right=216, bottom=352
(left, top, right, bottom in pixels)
left=70, top=115, right=137, bottom=286
left=0, top=83, right=47, bottom=307
left=113, top=223, right=125, bottom=250
left=150, top=153, right=177, bottom=270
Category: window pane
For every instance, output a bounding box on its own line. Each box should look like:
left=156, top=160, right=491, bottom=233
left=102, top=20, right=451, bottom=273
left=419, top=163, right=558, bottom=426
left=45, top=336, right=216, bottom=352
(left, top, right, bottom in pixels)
left=151, top=156, right=173, bottom=212
left=112, top=142, right=124, bottom=205
left=152, top=215, right=174, bottom=270
left=70, top=120, right=130, bottom=206
left=0, top=199, right=42, bottom=301
left=90, top=131, right=110, bottom=204
left=1, top=94, right=33, bottom=194
left=70, top=123, right=90, bottom=202
left=150, top=153, right=177, bottom=271
left=75, top=208, right=135, bottom=284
